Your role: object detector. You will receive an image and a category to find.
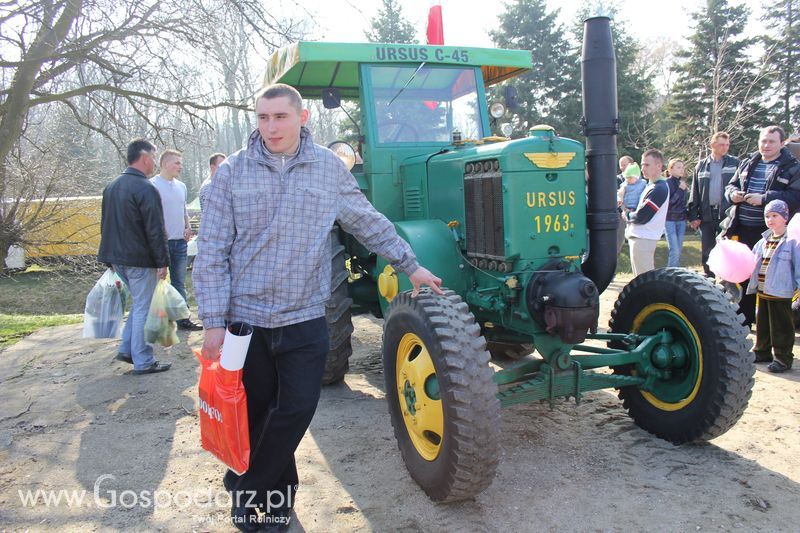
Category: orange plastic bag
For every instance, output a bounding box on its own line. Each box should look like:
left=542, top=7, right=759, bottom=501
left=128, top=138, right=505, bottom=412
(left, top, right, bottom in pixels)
left=194, top=349, right=250, bottom=474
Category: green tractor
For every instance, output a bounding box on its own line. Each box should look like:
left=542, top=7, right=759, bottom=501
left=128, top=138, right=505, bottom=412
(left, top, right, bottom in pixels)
left=263, top=17, right=754, bottom=502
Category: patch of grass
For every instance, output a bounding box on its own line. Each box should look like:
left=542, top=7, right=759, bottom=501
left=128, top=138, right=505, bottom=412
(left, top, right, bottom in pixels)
left=616, top=233, right=703, bottom=274
left=0, top=265, right=101, bottom=315
left=0, top=314, right=83, bottom=348
left=185, top=275, right=197, bottom=307
left=0, top=264, right=103, bottom=349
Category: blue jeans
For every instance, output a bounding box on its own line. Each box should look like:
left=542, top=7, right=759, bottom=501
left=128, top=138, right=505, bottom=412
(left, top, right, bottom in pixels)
left=168, top=239, right=188, bottom=306
left=113, top=265, right=158, bottom=370
left=664, top=220, right=686, bottom=268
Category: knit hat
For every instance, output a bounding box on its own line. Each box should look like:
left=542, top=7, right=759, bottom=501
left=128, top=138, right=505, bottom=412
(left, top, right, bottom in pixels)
left=764, top=199, right=789, bottom=221
left=624, top=162, right=641, bottom=178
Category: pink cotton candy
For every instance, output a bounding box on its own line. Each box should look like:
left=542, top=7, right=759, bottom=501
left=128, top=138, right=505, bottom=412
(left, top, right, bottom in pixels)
left=708, top=239, right=757, bottom=283
left=787, top=213, right=800, bottom=242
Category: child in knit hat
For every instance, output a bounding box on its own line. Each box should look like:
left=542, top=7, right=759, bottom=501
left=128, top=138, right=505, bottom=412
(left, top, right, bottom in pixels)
left=747, top=199, right=800, bottom=372
left=617, top=162, right=645, bottom=215
left=616, top=162, right=647, bottom=255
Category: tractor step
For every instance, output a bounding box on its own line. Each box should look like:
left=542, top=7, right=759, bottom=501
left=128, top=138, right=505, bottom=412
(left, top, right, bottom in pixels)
left=497, top=367, right=644, bottom=408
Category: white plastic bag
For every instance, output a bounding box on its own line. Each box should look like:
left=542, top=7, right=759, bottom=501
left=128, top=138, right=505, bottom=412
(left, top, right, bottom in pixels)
left=83, top=268, right=124, bottom=338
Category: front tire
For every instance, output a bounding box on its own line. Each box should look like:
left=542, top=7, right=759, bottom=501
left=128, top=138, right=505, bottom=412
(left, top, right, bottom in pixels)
left=383, top=290, right=500, bottom=502
left=609, top=268, right=754, bottom=443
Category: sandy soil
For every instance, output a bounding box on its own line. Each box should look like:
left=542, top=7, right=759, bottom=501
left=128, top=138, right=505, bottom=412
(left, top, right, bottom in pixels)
left=1, top=273, right=799, bottom=532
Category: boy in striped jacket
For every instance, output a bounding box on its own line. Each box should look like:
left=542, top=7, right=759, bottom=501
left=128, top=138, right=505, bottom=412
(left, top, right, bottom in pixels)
left=747, top=199, right=800, bottom=373
left=624, top=149, right=670, bottom=276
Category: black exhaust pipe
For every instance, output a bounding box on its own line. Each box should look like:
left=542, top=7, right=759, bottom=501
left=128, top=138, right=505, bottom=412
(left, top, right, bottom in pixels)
left=580, top=16, right=618, bottom=294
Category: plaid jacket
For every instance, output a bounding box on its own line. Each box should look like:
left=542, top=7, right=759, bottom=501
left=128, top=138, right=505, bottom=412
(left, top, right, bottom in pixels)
left=193, top=128, right=418, bottom=329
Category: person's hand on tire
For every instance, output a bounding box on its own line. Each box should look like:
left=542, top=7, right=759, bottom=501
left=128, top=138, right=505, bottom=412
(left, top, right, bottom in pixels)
left=409, top=266, right=444, bottom=297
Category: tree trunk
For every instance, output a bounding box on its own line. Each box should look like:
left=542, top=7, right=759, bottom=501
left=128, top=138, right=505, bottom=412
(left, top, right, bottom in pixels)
left=0, top=240, right=9, bottom=272
left=0, top=0, right=83, bottom=169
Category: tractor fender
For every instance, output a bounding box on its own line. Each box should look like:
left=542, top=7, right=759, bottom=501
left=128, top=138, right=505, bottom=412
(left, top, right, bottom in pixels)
left=376, top=219, right=469, bottom=316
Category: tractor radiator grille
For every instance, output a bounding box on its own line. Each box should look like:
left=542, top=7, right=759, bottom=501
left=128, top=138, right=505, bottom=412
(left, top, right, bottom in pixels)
left=464, top=159, right=505, bottom=259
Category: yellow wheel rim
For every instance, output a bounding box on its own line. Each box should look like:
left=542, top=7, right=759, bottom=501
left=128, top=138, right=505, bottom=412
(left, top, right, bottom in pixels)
left=396, top=333, right=443, bottom=461
left=632, top=303, right=703, bottom=411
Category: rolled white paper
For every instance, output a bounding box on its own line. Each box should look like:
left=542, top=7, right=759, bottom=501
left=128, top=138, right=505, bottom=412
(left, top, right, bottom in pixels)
left=220, top=321, right=253, bottom=371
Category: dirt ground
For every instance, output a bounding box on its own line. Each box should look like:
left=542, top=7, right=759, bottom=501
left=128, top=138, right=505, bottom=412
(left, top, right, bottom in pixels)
left=1, top=273, right=799, bottom=532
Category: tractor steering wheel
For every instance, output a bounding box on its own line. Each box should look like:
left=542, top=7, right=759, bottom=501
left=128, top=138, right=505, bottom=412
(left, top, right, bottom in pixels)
left=379, top=120, right=420, bottom=142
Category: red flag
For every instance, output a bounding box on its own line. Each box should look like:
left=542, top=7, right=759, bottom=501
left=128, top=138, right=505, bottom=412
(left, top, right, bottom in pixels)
left=424, top=2, right=443, bottom=111
left=427, top=1, right=444, bottom=45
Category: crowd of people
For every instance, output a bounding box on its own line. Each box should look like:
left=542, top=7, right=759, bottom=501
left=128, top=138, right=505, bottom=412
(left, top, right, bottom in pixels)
left=616, top=125, right=800, bottom=374
left=618, top=129, right=800, bottom=276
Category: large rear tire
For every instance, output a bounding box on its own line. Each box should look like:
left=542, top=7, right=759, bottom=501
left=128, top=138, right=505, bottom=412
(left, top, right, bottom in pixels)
left=322, top=227, right=354, bottom=385
left=383, top=290, right=500, bottom=502
left=608, top=268, right=754, bottom=443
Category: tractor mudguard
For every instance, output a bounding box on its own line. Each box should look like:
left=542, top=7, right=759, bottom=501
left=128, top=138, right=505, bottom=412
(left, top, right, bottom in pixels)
left=376, top=219, right=469, bottom=316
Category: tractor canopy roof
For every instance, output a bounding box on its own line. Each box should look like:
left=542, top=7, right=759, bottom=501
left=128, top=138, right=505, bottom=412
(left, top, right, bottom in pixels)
left=261, top=42, right=532, bottom=99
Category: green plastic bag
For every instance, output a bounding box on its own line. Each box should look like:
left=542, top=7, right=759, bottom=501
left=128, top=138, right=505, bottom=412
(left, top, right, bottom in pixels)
left=144, top=280, right=187, bottom=347
left=163, top=282, right=190, bottom=321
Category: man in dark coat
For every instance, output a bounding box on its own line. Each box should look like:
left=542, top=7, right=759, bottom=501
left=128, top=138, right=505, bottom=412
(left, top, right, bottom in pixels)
left=98, top=138, right=171, bottom=374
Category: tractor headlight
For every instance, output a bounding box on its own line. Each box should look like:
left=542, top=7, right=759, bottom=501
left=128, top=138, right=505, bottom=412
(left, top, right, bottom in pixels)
left=328, top=141, right=356, bottom=171
left=500, top=123, right=513, bottom=137
left=489, top=102, right=506, bottom=118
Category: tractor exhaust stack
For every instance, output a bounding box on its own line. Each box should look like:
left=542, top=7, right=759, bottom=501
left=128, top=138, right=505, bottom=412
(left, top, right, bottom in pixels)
left=580, top=16, right=619, bottom=294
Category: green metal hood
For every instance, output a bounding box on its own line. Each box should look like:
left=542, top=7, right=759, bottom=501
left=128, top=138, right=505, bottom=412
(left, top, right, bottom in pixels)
left=397, top=133, right=587, bottom=266
left=262, top=42, right=531, bottom=98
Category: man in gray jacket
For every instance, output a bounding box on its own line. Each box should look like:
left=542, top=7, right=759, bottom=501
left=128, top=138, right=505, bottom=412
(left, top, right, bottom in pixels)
left=688, top=131, right=740, bottom=277
left=193, top=83, right=442, bottom=532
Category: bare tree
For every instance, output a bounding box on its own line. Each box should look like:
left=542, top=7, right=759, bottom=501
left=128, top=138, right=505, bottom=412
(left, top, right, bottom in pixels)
left=186, top=1, right=306, bottom=153
left=668, top=31, right=774, bottom=164
left=665, top=0, right=768, bottom=161
left=709, top=36, right=774, bottom=141
left=0, top=0, right=299, bottom=268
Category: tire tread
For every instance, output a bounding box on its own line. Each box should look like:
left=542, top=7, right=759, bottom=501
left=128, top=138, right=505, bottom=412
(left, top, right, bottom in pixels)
left=608, top=268, right=754, bottom=443
left=322, top=227, right=354, bottom=385
left=384, top=289, right=501, bottom=502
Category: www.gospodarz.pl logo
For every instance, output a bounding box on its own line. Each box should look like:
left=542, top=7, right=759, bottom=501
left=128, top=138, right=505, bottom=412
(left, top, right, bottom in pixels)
left=18, top=474, right=295, bottom=512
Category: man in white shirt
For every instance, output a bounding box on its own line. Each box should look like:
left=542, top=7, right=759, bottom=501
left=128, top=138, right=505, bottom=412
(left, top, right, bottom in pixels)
left=151, top=149, right=203, bottom=331
left=624, top=149, right=670, bottom=276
